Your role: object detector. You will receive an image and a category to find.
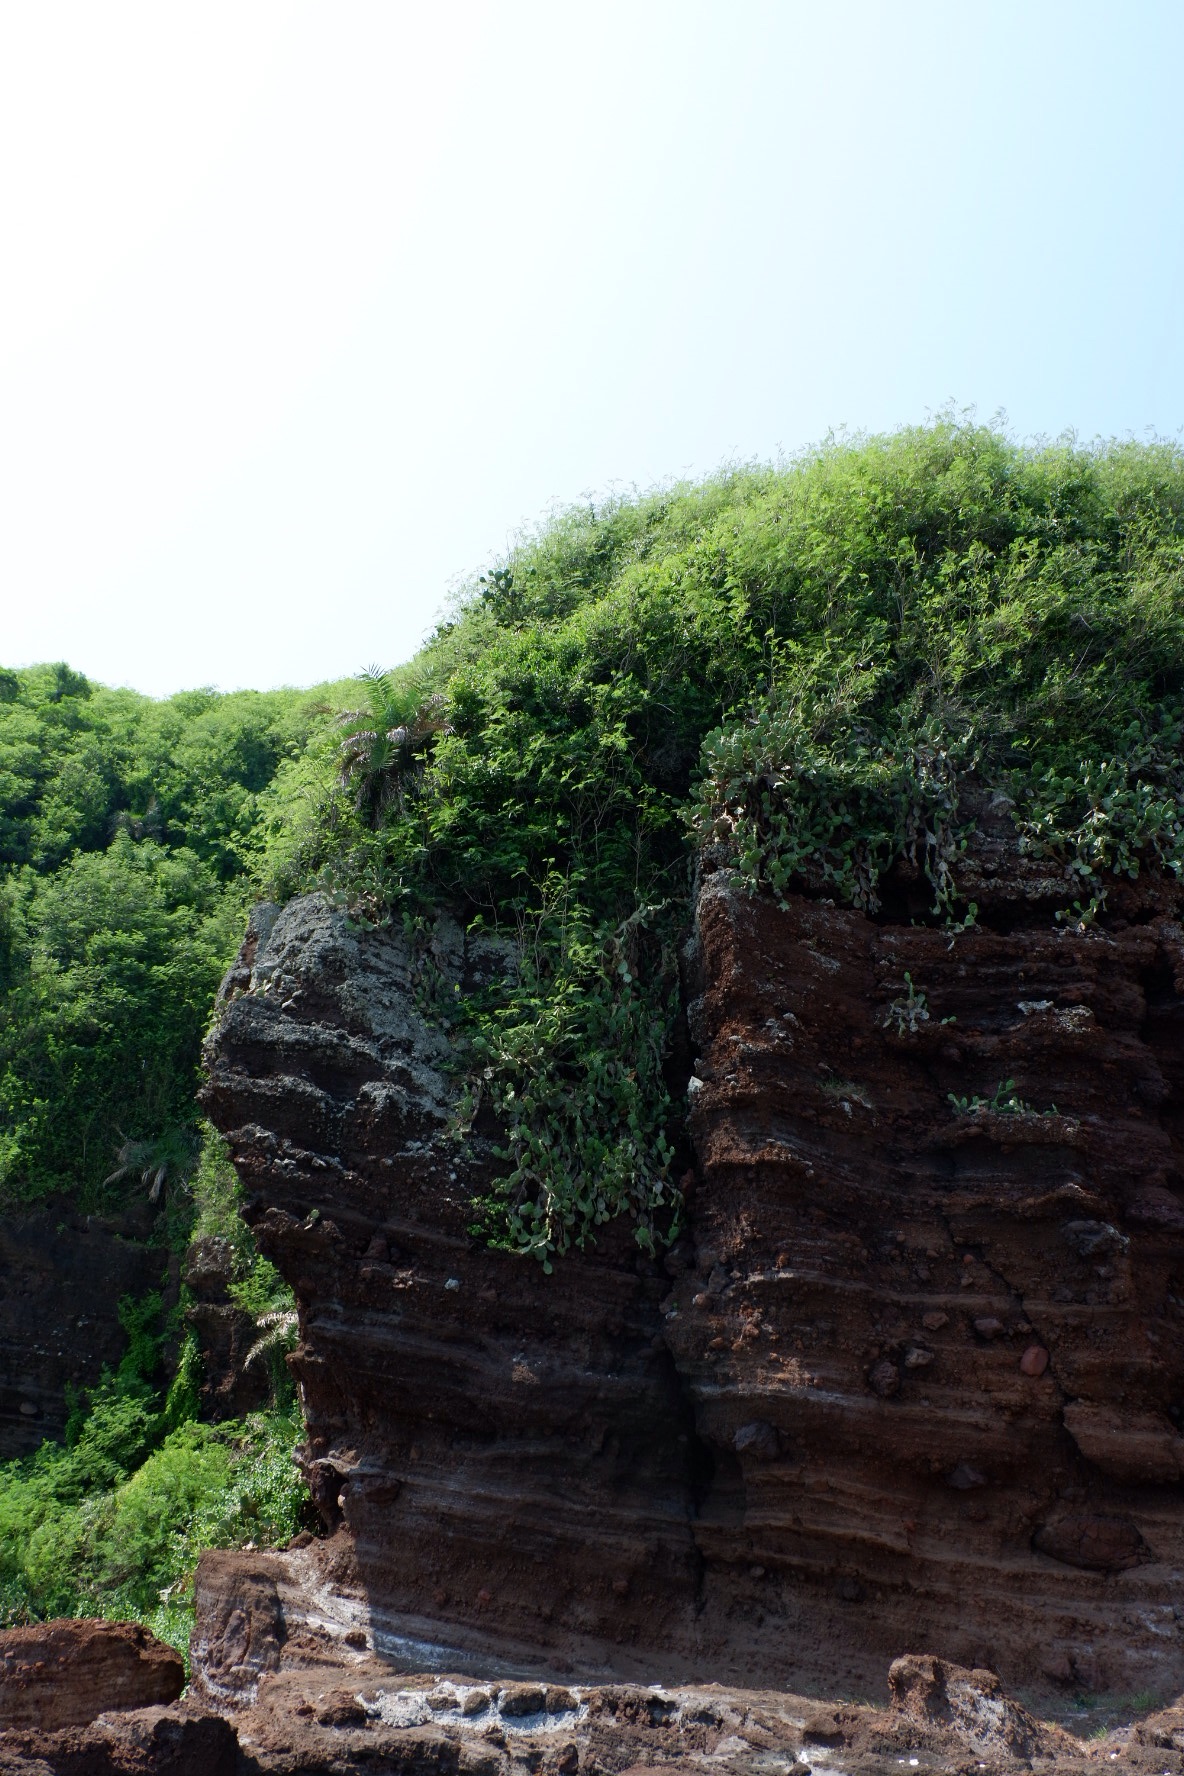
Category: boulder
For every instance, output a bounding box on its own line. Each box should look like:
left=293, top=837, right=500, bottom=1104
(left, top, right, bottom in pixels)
left=0, top=1619, right=183, bottom=1731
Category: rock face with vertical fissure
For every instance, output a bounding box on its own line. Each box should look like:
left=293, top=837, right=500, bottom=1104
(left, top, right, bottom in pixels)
left=198, top=818, right=1184, bottom=1699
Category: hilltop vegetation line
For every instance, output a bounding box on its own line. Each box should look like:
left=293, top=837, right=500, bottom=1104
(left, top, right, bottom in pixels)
left=5, top=418, right=1184, bottom=1251
left=296, top=419, right=1184, bottom=1263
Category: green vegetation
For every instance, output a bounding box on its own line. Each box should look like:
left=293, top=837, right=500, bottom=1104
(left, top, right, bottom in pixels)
left=0, top=668, right=334, bottom=1648
left=0, top=1128, right=307, bottom=1654
left=0, top=665, right=344, bottom=1209
left=948, top=1078, right=1057, bottom=1117
left=287, top=418, right=1184, bottom=1262
left=0, top=1382, right=307, bottom=1656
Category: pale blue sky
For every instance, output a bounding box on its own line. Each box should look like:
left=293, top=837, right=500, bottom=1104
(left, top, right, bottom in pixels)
left=4, top=1, right=1182, bottom=695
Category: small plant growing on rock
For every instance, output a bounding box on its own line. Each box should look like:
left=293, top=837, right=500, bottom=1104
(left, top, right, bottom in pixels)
left=883, top=973, right=929, bottom=1036
left=948, top=1078, right=1057, bottom=1116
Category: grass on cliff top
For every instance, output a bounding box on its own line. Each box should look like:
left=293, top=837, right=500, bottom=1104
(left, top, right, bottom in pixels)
left=273, top=416, right=1184, bottom=1264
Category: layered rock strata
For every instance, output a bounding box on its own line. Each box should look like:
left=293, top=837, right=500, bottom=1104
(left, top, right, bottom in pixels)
left=669, top=847, right=1184, bottom=1693
left=0, top=1618, right=183, bottom=1730
left=200, top=813, right=1184, bottom=1697
left=201, top=897, right=703, bottom=1676
left=0, top=1590, right=1132, bottom=1776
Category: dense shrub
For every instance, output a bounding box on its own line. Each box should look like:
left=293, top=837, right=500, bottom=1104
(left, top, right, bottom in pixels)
left=283, top=419, right=1184, bottom=1261
left=0, top=1271, right=308, bottom=1655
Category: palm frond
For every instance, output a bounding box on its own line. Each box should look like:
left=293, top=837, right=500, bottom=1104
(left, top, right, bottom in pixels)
left=104, top=1127, right=199, bottom=1201
left=244, top=1309, right=298, bottom=1370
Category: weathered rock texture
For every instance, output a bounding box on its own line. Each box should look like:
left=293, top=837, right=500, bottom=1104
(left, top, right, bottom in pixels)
left=5, top=1597, right=1131, bottom=1776
left=175, top=1555, right=1133, bottom=1776
left=0, top=1703, right=238, bottom=1775
left=0, top=1619, right=183, bottom=1730
left=0, top=1582, right=1167, bottom=1776
left=201, top=897, right=703, bottom=1679
left=200, top=809, right=1184, bottom=1700
left=666, top=847, right=1184, bottom=1695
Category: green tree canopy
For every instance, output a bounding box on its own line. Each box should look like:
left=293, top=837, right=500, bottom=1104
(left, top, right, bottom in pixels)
left=0, top=670, right=344, bottom=1205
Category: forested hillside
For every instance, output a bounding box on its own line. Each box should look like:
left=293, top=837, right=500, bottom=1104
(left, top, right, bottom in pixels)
left=0, top=668, right=339, bottom=1648
left=0, top=666, right=340, bottom=1207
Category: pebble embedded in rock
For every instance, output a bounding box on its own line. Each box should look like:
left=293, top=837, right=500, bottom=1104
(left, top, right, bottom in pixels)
left=922, top=1311, right=949, bottom=1332
left=869, top=1359, right=901, bottom=1397
left=1020, top=1344, right=1050, bottom=1376
left=499, top=1683, right=547, bottom=1717
left=903, top=1345, right=934, bottom=1369
left=974, top=1317, right=1004, bottom=1339
left=734, top=1419, right=780, bottom=1458
left=947, top=1463, right=988, bottom=1490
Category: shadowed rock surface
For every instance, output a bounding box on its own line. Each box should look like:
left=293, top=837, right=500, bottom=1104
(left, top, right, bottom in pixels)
left=0, top=1206, right=162, bottom=1459
left=2, top=1601, right=1175, bottom=1776
left=200, top=895, right=705, bottom=1679
left=0, top=1647, right=1142, bottom=1776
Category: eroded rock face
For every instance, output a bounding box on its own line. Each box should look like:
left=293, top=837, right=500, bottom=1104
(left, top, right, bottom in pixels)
left=201, top=896, right=703, bottom=1673
left=0, top=1619, right=183, bottom=1730
left=668, top=857, right=1184, bottom=1693
left=200, top=832, right=1184, bottom=1698
left=0, top=1704, right=238, bottom=1775
left=887, top=1653, right=1077, bottom=1762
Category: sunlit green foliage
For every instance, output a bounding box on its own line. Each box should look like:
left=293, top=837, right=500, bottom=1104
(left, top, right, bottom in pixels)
left=288, top=419, right=1184, bottom=1260
left=0, top=1280, right=308, bottom=1656
left=0, top=669, right=345, bottom=1205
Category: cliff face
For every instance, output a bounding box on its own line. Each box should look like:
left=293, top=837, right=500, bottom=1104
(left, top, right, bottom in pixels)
left=200, top=830, right=1184, bottom=1698
left=201, top=897, right=703, bottom=1678
left=671, top=842, right=1184, bottom=1695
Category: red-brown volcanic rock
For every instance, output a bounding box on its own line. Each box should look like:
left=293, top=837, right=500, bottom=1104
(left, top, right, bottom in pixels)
left=199, top=807, right=1184, bottom=1699
left=667, top=847, right=1184, bottom=1693
left=0, top=1619, right=183, bottom=1731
